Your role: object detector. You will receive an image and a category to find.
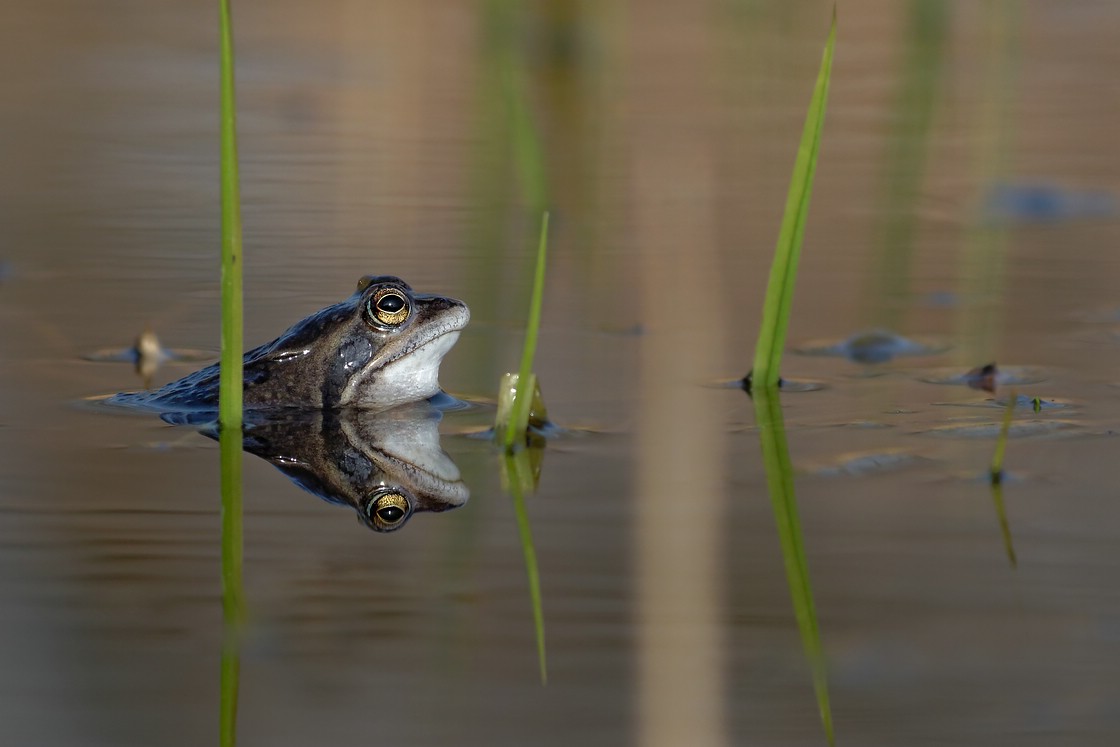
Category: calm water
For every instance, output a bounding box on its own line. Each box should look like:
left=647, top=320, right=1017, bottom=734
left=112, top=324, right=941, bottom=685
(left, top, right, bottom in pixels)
left=4, top=1, right=1120, bottom=745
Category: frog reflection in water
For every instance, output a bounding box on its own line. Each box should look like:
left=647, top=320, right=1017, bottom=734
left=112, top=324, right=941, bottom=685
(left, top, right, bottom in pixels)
left=223, top=402, right=469, bottom=532
left=111, top=275, right=469, bottom=413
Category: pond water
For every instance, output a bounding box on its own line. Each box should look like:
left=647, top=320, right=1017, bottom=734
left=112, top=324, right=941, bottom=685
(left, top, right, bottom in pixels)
left=4, top=1, right=1120, bottom=745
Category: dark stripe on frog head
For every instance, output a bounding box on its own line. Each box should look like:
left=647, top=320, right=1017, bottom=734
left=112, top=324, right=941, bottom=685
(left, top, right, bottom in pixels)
left=322, top=335, right=374, bottom=408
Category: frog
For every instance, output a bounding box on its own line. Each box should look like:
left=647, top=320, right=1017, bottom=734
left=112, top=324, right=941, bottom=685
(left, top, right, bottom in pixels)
left=109, top=275, right=469, bottom=414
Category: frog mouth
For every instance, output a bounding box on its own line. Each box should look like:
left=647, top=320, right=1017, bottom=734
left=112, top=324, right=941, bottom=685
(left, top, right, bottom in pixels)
left=380, top=303, right=470, bottom=368
left=340, top=304, right=469, bottom=409
left=385, top=329, right=462, bottom=371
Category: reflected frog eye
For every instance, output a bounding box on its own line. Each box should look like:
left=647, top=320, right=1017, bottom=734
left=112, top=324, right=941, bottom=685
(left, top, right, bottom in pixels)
left=363, top=490, right=413, bottom=532
left=366, top=288, right=411, bottom=328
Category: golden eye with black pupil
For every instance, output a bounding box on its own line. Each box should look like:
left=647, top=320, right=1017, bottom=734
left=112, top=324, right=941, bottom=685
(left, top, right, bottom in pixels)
left=366, top=490, right=411, bottom=532
left=366, top=288, right=410, bottom=327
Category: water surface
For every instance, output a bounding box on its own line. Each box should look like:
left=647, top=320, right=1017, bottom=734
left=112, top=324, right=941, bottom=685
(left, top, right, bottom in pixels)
left=3, top=2, right=1120, bottom=745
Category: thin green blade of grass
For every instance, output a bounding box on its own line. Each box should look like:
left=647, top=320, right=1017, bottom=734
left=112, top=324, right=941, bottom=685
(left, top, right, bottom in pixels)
left=219, top=422, right=245, bottom=747
left=753, top=386, right=834, bottom=746
left=503, top=451, right=548, bottom=684
left=500, top=211, right=550, bottom=451
left=752, top=12, right=836, bottom=390
left=219, top=0, right=243, bottom=431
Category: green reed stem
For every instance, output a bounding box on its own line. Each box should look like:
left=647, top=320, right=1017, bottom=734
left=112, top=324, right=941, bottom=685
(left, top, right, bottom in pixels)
left=219, top=0, right=243, bottom=430
left=218, top=4, right=244, bottom=744
left=752, top=11, right=836, bottom=390
left=753, top=386, right=834, bottom=745
left=501, top=212, right=550, bottom=451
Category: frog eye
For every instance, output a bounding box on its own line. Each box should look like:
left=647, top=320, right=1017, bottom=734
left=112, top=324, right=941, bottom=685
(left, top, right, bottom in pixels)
left=363, top=489, right=413, bottom=532
left=366, top=288, right=411, bottom=328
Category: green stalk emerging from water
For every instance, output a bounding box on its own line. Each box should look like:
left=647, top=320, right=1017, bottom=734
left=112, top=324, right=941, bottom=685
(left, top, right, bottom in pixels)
left=499, top=211, right=550, bottom=451
left=748, top=13, right=837, bottom=744
left=219, top=0, right=243, bottom=430
left=218, top=2, right=244, bottom=744
left=751, top=12, right=836, bottom=389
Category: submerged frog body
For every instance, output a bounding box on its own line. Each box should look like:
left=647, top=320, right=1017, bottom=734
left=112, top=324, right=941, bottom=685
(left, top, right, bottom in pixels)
left=111, top=275, right=469, bottom=413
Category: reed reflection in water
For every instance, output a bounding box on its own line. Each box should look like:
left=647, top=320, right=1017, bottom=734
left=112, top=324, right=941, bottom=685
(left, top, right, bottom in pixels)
left=633, top=154, right=729, bottom=745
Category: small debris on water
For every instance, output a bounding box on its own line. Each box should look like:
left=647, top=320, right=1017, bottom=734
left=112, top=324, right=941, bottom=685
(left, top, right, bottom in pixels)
left=918, top=365, right=1048, bottom=388
left=84, top=328, right=215, bottom=389
left=964, top=362, right=998, bottom=393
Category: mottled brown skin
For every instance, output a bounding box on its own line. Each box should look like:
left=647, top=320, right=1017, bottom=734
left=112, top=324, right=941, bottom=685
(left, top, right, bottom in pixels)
left=110, top=275, right=469, bottom=413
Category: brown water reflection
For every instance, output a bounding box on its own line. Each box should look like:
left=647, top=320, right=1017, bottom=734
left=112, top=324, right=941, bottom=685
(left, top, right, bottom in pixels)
left=4, top=1, right=1120, bottom=745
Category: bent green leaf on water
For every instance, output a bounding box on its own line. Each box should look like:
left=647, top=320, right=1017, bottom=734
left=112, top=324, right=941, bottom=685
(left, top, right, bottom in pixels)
left=752, top=12, right=836, bottom=390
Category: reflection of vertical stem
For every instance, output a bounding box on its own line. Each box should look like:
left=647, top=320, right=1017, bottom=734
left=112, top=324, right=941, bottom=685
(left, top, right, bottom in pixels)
left=988, top=392, right=1017, bottom=568
left=504, top=52, right=549, bottom=216
left=752, top=388, right=834, bottom=746
left=989, top=483, right=1018, bottom=569
left=503, top=452, right=547, bottom=684
left=220, top=426, right=245, bottom=747
left=632, top=147, right=726, bottom=745
left=958, top=0, right=1020, bottom=364
left=868, top=0, right=948, bottom=330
